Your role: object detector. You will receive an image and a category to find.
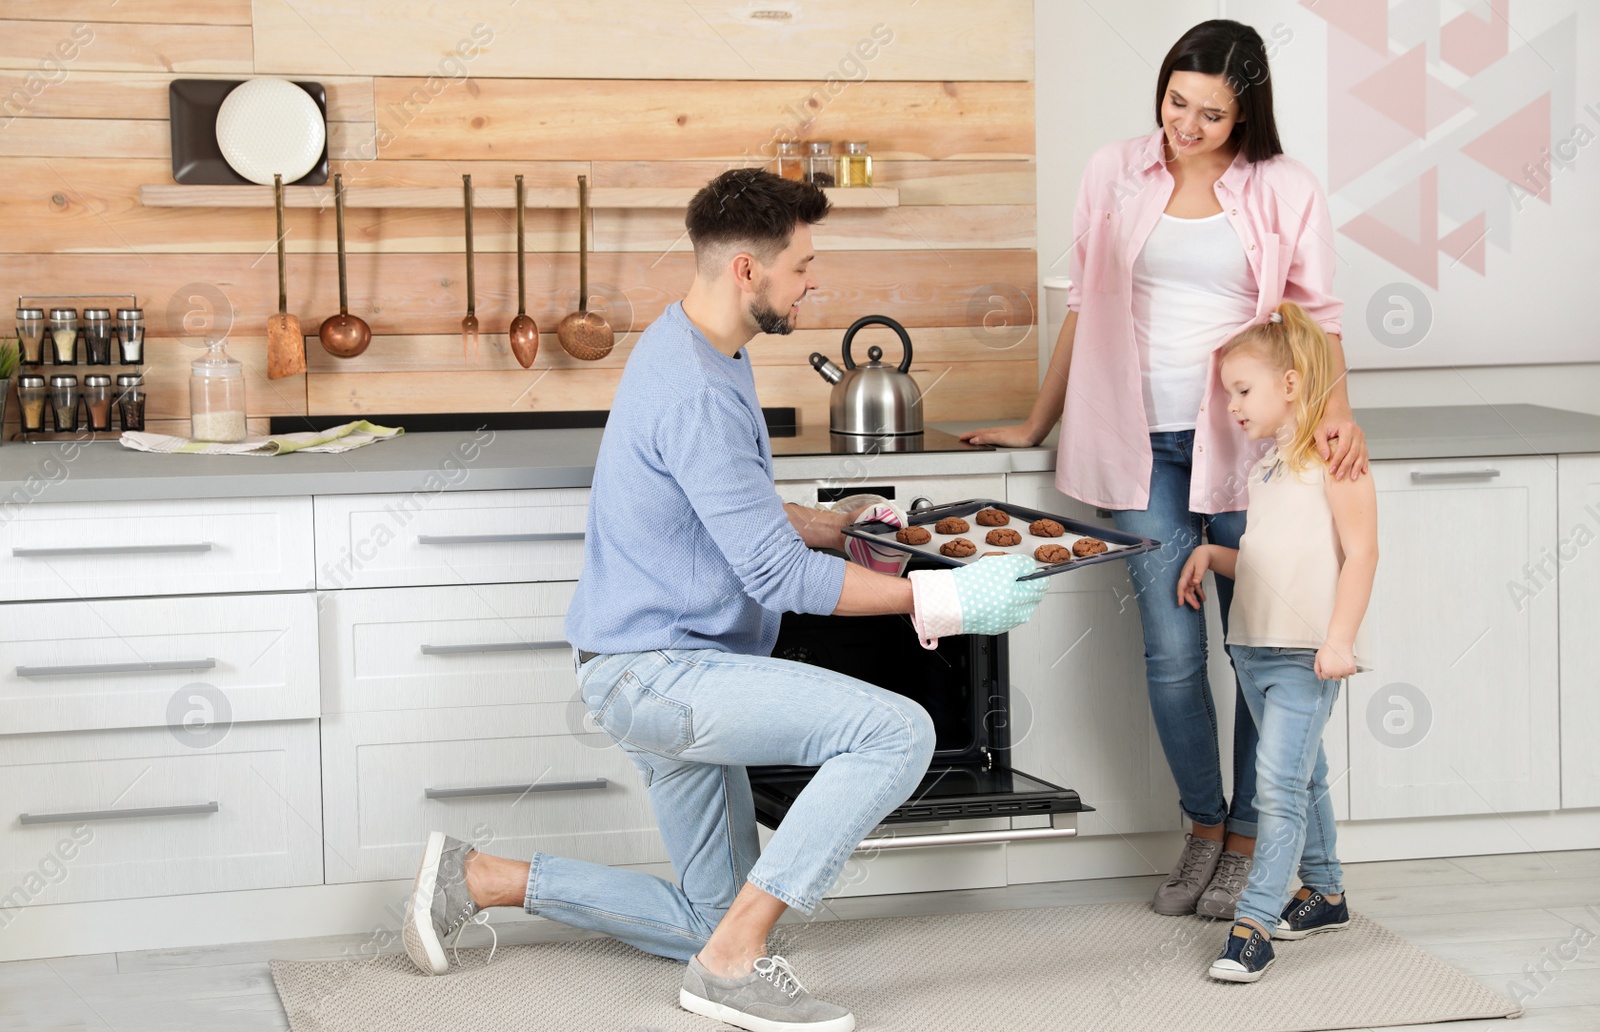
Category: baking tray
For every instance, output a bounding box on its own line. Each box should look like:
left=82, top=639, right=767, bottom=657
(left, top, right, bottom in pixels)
left=842, top=498, right=1159, bottom=581
left=168, top=79, right=329, bottom=186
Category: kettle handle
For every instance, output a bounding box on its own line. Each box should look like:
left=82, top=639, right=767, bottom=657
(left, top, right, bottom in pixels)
left=841, top=315, right=913, bottom=373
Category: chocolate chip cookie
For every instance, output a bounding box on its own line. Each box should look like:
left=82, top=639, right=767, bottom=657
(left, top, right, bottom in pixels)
left=934, top=516, right=970, bottom=535
left=940, top=537, right=978, bottom=558
left=985, top=528, right=1022, bottom=547
left=1072, top=537, right=1108, bottom=557
left=975, top=508, right=1011, bottom=527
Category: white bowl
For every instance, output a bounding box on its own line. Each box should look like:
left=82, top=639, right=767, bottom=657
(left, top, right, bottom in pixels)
left=214, top=78, right=326, bottom=186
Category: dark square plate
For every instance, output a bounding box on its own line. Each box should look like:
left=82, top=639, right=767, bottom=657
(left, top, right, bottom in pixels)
left=168, top=79, right=329, bottom=186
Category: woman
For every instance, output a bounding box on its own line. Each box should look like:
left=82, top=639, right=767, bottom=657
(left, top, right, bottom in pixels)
left=964, top=19, right=1369, bottom=920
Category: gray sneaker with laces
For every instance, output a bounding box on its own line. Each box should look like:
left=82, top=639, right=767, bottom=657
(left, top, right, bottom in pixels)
left=402, top=831, right=497, bottom=975
left=681, top=954, right=855, bottom=1032
left=1152, top=833, right=1224, bottom=916
left=1195, top=849, right=1253, bottom=920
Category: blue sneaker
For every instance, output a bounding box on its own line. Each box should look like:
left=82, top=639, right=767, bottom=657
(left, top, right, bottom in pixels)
left=1275, top=888, right=1350, bottom=940
left=1208, top=922, right=1275, bottom=983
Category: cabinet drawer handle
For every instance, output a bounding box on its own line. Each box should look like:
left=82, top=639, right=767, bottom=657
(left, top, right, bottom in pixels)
left=416, top=532, right=584, bottom=545
left=12, top=543, right=214, bottom=558
left=424, top=779, right=607, bottom=800
left=420, top=639, right=568, bottom=656
left=1409, top=469, right=1501, bottom=483
left=20, top=801, right=219, bottom=825
left=17, top=658, right=217, bottom=678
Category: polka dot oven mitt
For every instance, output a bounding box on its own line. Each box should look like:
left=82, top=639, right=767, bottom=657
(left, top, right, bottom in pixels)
left=908, top=553, right=1047, bottom=649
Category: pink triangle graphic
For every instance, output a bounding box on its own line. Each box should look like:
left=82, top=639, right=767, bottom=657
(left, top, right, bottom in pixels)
left=1460, top=94, right=1552, bottom=204
left=1339, top=168, right=1440, bottom=287
left=1426, top=73, right=1472, bottom=132
left=1351, top=44, right=1428, bottom=137
left=1439, top=214, right=1488, bottom=275
left=1328, top=28, right=1417, bottom=191
left=1441, top=1, right=1509, bottom=75
left=1300, top=0, right=1389, bottom=54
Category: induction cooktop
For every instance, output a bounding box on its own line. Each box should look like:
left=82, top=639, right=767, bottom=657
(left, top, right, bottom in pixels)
left=766, top=425, right=991, bottom=456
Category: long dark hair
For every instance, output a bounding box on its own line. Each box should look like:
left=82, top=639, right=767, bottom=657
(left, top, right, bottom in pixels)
left=1155, top=20, right=1283, bottom=163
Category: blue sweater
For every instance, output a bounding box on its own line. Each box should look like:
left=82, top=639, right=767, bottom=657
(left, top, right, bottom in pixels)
left=564, top=302, right=847, bottom=656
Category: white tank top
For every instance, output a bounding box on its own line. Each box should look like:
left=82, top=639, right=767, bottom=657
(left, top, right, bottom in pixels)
left=1225, top=448, right=1373, bottom=671
left=1130, top=212, right=1258, bottom=431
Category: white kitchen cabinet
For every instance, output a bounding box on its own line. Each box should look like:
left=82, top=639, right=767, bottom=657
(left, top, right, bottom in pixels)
left=1558, top=454, right=1600, bottom=808
left=318, top=581, right=579, bottom=713
left=312, top=488, right=589, bottom=589
left=1003, top=472, right=1183, bottom=837
left=0, top=720, right=322, bottom=906
left=0, top=592, right=319, bottom=735
left=320, top=706, right=669, bottom=883
left=0, top=496, right=313, bottom=602
left=1347, top=457, right=1559, bottom=819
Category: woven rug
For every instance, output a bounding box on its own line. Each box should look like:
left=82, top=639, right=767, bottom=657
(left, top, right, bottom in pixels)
left=270, top=902, right=1520, bottom=1031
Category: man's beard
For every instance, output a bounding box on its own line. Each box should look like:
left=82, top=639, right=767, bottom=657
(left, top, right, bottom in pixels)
left=751, top=297, right=795, bottom=335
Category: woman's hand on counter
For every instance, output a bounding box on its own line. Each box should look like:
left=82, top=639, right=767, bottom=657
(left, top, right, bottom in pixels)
left=1316, top=414, right=1369, bottom=481
left=959, top=422, right=1045, bottom=448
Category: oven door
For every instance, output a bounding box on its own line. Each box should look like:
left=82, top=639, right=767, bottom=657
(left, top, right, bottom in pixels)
left=748, top=608, right=1093, bottom=848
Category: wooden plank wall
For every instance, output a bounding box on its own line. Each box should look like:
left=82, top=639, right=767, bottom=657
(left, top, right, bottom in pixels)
left=0, top=1, right=1037, bottom=438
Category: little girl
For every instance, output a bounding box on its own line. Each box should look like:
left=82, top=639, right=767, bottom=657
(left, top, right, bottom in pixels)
left=1176, top=301, right=1377, bottom=982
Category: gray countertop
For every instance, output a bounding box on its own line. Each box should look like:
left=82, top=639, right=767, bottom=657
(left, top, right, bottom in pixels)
left=2, top=405, right=1596, bottom=504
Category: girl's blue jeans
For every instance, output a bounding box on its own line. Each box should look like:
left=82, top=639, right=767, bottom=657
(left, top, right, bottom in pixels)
left=1111, top=430, right=1257, bottom=837
left=520, top=647, right=937, bottom=961
left=1230, top=645, right=1346, bottom=932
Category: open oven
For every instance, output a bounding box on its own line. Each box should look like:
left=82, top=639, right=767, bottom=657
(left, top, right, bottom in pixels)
left=748, top=580, right=1092, bottom=852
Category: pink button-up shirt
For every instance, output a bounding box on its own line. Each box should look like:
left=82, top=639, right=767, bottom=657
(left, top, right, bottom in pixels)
left=1058, top=130, right=1343, bottom=514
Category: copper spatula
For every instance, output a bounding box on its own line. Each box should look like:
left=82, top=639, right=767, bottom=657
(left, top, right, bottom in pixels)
left=266, top=174, right=306, bottom=379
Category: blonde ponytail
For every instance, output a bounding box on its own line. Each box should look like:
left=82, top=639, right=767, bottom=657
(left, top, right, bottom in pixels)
left=1219, top=302, right=1336, bottom=472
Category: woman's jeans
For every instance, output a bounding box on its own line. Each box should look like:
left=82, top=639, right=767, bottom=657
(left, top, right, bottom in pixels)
left=1230, top=646, right=1345, bottom=931
left=522, top=648, right=937, bottom=962
left=1110, top=430, right=1257, bottom=837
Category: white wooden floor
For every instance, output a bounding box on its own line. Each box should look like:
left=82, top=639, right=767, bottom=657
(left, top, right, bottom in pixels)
left=2, top=849, right=1596, bottom=1031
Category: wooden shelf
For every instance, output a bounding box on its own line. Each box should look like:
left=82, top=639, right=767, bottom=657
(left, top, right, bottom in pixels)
left=138, top=184, right=899, bottom=210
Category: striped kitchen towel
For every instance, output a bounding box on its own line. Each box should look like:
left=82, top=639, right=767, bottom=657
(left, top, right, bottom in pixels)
left=118, top=420, right=403, bottom=455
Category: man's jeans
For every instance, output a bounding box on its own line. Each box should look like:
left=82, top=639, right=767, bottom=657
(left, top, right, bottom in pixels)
left=521, top=648, right=937, bottom=961
left=1230, top=646, right=1345, bottom=931
left=1111, top=429, right=1258, bottom=837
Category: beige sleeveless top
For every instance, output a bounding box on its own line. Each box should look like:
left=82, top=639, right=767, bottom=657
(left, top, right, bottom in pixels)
left=1225, top=447, right=1372, bottom=671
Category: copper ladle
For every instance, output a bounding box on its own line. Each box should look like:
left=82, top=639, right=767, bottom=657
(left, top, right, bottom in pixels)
left=508, top=174, right=539, bottom=368
left=557, top=174, right=614, bottom=361
left=461, top=173, right=479, bottom=361
left=317, top=173, right=371, bottom=358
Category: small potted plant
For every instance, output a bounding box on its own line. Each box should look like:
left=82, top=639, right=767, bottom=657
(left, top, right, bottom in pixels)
left=0, top=338, right=18, bottom=444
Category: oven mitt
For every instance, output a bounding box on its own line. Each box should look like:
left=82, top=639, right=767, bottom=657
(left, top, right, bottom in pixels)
left=838, top=497, right=912, bottom=576
left=908, top=554, right=1047, bottom=649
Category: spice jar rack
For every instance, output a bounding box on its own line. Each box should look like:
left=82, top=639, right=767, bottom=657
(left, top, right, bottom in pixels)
left=12, top=294, right=147, bottom=443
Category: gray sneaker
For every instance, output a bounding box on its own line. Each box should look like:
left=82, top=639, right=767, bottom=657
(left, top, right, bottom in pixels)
left=1152, top=834, right=1224, bottom=916
left=681, top=954, right=855, bottom=1032
left=1196, top=850, right=1253, bottom=920
left=402, top=831, right=497, bottom=975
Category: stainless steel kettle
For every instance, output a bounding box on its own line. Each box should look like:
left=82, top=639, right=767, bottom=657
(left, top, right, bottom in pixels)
left=808, top=315, right=923, bottom=437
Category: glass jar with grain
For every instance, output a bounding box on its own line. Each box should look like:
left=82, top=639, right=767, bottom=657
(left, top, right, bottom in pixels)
left=16, top=308, right=46, bottom=366
left=48, top=308, right=78, bottom=365
left=17, top=374, right=48, bottom=434
left=189, top=338, right=246, bottom=442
